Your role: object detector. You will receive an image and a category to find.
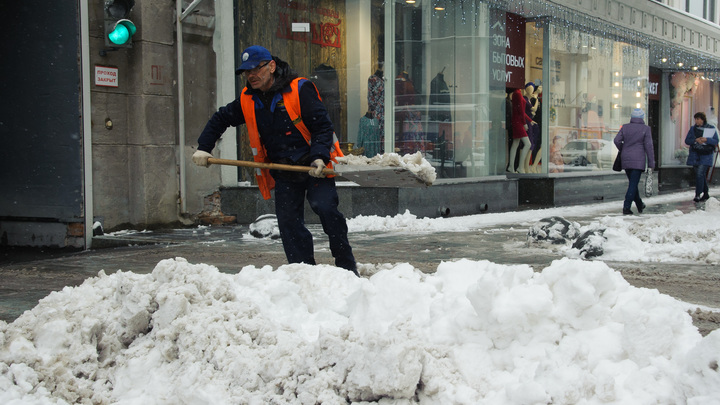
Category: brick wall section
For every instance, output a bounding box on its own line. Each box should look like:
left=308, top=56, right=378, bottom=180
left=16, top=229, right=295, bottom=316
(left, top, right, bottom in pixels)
left=198, top=191, right=237, bottom=225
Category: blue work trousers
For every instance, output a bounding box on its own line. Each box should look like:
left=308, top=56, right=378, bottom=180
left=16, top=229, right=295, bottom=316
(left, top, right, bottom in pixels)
left=624, top=169, right=644, bottom=211
left=694, top=164, right=710, bottom=198
left=274, top=176, right=356, bottom=271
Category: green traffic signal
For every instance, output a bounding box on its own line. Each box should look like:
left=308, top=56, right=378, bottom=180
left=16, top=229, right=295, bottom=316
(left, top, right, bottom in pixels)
left=108, top=19, right=136, bottom=45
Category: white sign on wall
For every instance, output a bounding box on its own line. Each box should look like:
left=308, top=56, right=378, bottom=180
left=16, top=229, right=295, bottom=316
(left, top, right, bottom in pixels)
left=292, top=22, right=310, bottom=32
left=95, top=65, right=118, bottom=87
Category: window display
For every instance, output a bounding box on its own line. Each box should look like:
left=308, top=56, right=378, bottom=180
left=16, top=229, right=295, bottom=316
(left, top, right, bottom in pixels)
left=390, top=1, right=506, bottom=178
left=547, top=25, right=649, bottom=173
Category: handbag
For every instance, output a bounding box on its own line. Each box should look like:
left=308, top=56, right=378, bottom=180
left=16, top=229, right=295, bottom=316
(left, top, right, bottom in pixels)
left=692, top=127, right=716, bottom=154
left=645, top=170, right=654, bottom=197
left=691, top=142, right=715, bottom=155
left=612, top=150, right=622, bottom=172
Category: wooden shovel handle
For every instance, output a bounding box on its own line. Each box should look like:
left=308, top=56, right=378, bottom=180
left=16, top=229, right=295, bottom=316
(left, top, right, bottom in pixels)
left=207, top=157, right=336, bottom=175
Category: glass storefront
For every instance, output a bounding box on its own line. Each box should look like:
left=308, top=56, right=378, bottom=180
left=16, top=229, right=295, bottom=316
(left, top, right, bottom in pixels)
left=662, top=73, right=720, bottom=166
left=389, top=1, right=506, bottom=178
left=547, top=24, right=649, bottom=173
left=236, top=0, right=657, bottom=180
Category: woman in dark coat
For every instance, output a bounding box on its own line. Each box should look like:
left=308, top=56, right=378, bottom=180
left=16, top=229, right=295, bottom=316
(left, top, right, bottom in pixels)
left=613, top=108, right=655, bottom=215
left=684, top=111, right=719, bottom=202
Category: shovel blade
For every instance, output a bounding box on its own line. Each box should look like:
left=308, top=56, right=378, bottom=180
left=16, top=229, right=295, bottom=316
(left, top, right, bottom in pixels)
left=332, top=165, right=429, bottom=188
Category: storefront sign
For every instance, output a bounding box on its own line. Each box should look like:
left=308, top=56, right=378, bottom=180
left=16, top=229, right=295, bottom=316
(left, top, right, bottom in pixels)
left=94, top=65, right=118, bottom=87
left=649, top=73, right=660, bottom=101
left=490, top=17, right=506, bottom=86
left=276, top=0, right=342, bottom=48
left=504, top=13, right=526, bottom=89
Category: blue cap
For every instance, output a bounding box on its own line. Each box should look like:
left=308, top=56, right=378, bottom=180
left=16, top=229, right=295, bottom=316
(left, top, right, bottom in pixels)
left=631, top=108, right=645, bottom=119
left=236, top=45, right=273, bottom=74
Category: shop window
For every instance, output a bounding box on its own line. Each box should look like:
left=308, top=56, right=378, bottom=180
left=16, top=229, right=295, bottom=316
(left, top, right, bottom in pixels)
left=547, top=25, right=649, bottom=173
left=234, top=0, right=387, bottom=162
left=662, top=72, right=720, bottom=166
left=389, top=1, right=507, bottom=179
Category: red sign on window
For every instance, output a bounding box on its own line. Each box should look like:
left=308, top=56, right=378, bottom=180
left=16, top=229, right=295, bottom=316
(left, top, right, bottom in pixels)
left=505, top=13, right=526, bottom=89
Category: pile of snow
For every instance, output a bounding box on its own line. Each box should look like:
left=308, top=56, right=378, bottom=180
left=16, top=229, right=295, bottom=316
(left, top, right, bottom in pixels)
left=565, top=197, right=720, bottom=263
left=527, top=216, right=580, bottom=245
left=526, top=217, right=608, bottom=258
left=347, top=195, right=720, bottom=265
left=338, top=152, right=437, bottom=185
left=2, top=257, right=720, bottom=404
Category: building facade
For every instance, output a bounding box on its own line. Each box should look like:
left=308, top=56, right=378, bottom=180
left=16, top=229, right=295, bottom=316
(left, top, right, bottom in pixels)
left=2, top=0, right=720, bottom=248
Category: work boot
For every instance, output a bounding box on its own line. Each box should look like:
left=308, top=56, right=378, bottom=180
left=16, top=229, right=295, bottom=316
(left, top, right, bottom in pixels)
left=623, top=208, right=633, bottom=215
left=701, top=194, right=710, bottom=202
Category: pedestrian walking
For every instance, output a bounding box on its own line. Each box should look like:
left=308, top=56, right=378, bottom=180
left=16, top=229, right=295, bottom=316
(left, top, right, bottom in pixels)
left=684, top=111, right=719, bottom=202
left=191, top=45, right=358, bottom=276
left=613, top=108, right=655, bottom=215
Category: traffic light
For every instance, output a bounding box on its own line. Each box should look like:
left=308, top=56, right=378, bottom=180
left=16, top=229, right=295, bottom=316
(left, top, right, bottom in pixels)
left=104, top=0, right=136, bottom=47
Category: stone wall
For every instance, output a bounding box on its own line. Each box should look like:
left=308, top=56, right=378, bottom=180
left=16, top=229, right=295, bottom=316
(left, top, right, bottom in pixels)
left=89, top=0, right=217, bottom=231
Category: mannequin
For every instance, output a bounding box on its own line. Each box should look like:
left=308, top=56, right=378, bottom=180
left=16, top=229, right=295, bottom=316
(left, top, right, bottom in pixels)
left=523, top=82, right=539, bottom=172
left=430, top=66, right=452, bottom=122
left=508, top=89, right=533, bottom=173
left=312, top=64, right=342, bottom=141
left=395, top=70, right=422, bottom=153
left=367, top=64, right=385, bottom=132
left=529, top=83, right=543, bottom=173
left=357, top=111, right=381, bottom=157
left=505, top=90, right=513, bottom=170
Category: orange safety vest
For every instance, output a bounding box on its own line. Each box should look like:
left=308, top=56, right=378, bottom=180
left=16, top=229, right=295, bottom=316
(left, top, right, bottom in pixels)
left=240, top=77, right=344, bottom=200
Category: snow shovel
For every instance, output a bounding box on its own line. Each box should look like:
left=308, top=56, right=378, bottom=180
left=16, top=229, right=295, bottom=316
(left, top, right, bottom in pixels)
left=206, top=158, right=431, bottom=188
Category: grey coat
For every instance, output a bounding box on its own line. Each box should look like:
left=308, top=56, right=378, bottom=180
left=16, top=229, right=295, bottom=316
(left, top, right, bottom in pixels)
left=613, top=117, right=655, bottom=170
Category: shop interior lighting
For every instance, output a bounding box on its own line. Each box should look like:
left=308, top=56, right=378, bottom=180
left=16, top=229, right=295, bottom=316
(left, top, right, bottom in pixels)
left=636, top=103, right=642, bottom=108
left=636, top=92, right=642, bottom=97
left=406, top=0, right=416, bottom=3
left=613, top=93, right=619, bottom=98
left=692, top=66, right=698, bottom=70
left=435, top=5, right=445, bottom=10
left=661, top=57, right=668, bottom=63
left=677, top=62, right=684, bottom=67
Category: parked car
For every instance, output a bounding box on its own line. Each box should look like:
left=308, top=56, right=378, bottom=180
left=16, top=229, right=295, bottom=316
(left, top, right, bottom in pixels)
left=560, top=139, right=618, bottom=169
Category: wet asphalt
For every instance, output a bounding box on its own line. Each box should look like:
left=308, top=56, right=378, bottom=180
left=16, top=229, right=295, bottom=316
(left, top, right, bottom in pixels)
left=0, top=195, right=716, bottom=324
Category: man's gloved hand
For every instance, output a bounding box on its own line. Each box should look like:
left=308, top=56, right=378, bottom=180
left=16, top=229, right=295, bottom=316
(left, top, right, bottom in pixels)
left=647, top=167, right=653, bottom=175
left=192, top=150, right=213, bottom=167
left=309, top=159, right=326, bottom=178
